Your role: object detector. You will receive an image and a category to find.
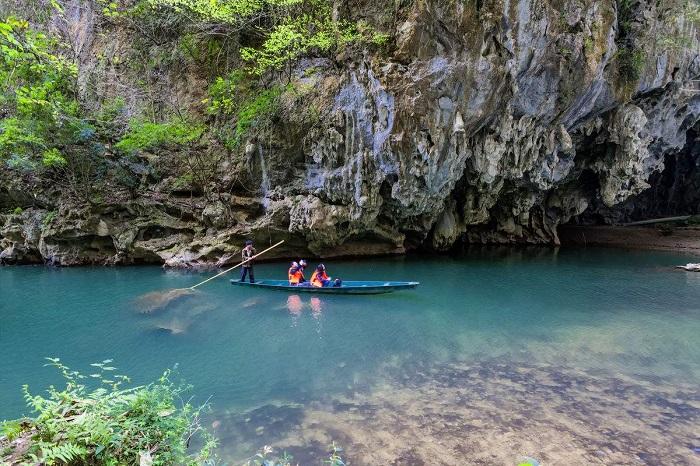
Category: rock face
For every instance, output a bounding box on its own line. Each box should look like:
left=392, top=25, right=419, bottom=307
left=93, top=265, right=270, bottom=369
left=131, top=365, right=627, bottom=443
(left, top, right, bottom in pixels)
left=1, top=0, right=700, bottom=265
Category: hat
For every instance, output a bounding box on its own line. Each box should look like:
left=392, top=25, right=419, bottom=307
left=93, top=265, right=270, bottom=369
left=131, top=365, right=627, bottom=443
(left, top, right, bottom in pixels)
left=317, top=263, right=325, bottom=271
left=291, top=261, right=299, bottom=268
left=245, top=240, right=253, bottom=245
left=299, top=259, right=307, bottom=266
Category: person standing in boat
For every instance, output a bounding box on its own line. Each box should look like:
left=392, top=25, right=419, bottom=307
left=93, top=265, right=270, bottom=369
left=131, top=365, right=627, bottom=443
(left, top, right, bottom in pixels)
left=240, top=240, right=256, bottom=283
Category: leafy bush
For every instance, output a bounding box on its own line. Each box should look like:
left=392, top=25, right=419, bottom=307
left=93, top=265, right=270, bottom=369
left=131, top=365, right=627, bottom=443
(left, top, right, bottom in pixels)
left=41, top=148, right=67, bottom=168
left=614, top=0, right=645, bottom=84
left=1, top=359, right=349, bottom=466
left=42, top=211, right=56, bottom=227
left=206, top=73, right=284, bottom=146
left=149, top=0, right=388, bottom=78
left=234, top=87, right=283, bottom=144
left=0, top=16, right=84, bottom=170
left=115, top=119, right=205, bottom=153
left=616, top=47, right=645, bottom=83
left=1, top=358, right=216, bottom=465
left=206, top=70, right=247, bottom=116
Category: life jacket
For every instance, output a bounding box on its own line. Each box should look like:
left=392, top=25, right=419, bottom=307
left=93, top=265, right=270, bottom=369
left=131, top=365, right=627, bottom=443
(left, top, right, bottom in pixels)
left=289, top=268, right=305, bottom=285
left=311, top=270, right=329, bottom=287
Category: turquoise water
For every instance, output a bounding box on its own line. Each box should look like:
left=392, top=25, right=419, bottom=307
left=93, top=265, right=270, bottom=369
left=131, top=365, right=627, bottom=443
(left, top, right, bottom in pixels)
left=2, top=247, right=699, bottom=464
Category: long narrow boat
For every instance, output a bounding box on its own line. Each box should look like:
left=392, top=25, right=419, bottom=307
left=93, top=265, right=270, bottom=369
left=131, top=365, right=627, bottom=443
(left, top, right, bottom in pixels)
left=230, top=279, right=419, bottom=295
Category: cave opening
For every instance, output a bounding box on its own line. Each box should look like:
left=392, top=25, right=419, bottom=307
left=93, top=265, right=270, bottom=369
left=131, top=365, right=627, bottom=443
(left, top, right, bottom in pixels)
left=568, top=121, right=700, bottom=225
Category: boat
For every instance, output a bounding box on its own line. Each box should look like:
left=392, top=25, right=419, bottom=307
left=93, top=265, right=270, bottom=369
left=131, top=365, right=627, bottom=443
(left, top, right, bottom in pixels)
left=676, top=263, right=700, bottom=272
left=230, top=279, right=419, bottom=294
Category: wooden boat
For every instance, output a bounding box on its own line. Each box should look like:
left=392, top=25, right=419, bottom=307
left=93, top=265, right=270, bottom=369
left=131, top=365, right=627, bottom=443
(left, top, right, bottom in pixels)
left=230, top=279, right=419, bottom=294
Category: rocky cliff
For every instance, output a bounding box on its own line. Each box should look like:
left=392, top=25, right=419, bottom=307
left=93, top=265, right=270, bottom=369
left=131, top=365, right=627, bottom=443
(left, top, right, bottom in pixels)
left=1, top=0, right=699, bottom=266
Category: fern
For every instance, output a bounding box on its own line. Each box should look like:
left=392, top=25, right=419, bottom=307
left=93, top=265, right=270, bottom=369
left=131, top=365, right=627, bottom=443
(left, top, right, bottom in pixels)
left=3, top=360, right=216, bottom=465
left=39, top=442, right=86, bottom=464
left=0, top=420, right=24, bottom=441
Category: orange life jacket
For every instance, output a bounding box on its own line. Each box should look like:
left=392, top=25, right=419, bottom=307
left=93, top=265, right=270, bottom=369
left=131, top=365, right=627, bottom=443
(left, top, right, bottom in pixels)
left=289, top=268, right=304, bottom=285
left=311, top=270, right=329, bottom=287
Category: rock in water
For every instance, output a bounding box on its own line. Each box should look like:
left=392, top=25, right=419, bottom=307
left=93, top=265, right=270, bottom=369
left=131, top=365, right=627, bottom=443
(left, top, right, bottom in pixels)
left=134, top=289, right=196, bottom=314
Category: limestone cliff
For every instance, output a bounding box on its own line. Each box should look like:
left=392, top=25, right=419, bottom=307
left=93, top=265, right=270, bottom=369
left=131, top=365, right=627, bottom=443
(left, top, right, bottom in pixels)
left=1, top=0, right=699, bottom=265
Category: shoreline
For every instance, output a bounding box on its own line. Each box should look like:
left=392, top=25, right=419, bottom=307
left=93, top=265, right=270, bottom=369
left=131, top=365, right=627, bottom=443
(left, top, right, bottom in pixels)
left=3, top=233, right=700, bottom=268
left=558, top=225, right=700, bottom=256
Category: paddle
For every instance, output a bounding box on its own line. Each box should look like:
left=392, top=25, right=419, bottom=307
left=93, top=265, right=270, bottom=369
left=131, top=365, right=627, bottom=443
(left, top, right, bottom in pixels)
left=135, top=240, right=285, bottom=313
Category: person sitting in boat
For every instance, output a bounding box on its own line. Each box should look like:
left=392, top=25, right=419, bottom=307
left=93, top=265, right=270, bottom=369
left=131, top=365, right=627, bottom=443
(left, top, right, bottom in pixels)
left=311, top=264, right=342, bottom=287
left=287, top=261, right=299, bottom=283
left=297, top=260, right=307, bottom=282
left=288, top=260, right=307, bottom=286
left=311, top=264, right=331, bottom=287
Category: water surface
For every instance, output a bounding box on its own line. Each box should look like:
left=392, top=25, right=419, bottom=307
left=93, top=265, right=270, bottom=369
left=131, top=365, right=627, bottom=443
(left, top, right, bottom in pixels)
left=1, top=247, right=699, bottom=464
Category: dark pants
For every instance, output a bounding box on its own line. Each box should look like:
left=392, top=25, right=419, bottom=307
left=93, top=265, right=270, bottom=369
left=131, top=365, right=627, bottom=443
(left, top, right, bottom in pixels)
left=240, top=266, right=255, bottom=283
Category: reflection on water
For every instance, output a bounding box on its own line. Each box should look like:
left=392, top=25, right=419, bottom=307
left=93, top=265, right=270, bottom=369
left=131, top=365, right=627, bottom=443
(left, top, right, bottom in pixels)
left=287, top=295, right=304, bottom=316
left=286, top=295, right=324, bottom=332
left=1, top=247, right=700, bottom=464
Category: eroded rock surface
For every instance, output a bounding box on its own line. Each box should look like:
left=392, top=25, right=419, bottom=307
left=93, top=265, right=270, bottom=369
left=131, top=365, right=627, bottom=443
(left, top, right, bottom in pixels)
left=1, top=0, right=699, bottom=265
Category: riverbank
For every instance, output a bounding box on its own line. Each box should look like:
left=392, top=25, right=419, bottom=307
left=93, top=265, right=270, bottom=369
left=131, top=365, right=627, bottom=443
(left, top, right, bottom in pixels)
left=558, top=225, right=700, bottom=255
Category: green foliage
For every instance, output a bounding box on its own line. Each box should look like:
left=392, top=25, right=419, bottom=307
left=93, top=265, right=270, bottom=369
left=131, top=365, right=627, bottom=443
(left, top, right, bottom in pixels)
left=1, top=419, right=24, bottom=440
left=324, top=441, right=346, bottom=466
left=115, top=119, right=205, bottom=153
left=234, top=87, right=283, bottom=145
left=616, top=47, right=645, bottom=83
left=147, top=0, right=269, bottom=24
left=4, top=358, right=216, bottom=466
left=172, top=172, right=194, bottom=190
left=243, top=445, right=294, bottom=466
left=657, top=1, right=700, bottom=51
left=93, top=96, right=128, bottom=140
left=687, top=0, right=700, bottom=24
left=12, top=207, right=23, bottom=215
left=149, top=0, right=388, bottom=77
left=614, top=0, right=645, bottom=84
left=97, top=0, right=122, bottom=18
left=206, top=70, right=247, bottom=115
left=243, top=442, right=346, bottom=466
left=206, top=71, right=284, bottom=146
left=240, top=11, right=381, bottom=77
left=42, top=210, right=56, bottom=226
left=0, top=16, right=84, bottom=170
left=41, top=148, right=67, bottom=167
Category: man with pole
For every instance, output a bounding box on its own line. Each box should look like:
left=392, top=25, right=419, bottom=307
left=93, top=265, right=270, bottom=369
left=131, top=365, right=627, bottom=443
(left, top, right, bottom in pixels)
left=240, top=240, right=256, bottom=283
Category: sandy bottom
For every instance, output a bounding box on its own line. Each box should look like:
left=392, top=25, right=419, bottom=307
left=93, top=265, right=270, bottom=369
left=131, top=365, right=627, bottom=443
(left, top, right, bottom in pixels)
left=211, top=358, right=700, bottom=465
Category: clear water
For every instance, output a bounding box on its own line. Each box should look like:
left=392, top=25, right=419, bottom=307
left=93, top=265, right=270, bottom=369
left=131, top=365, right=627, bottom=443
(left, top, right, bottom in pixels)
left=1, top=247, right=699, bottom=464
